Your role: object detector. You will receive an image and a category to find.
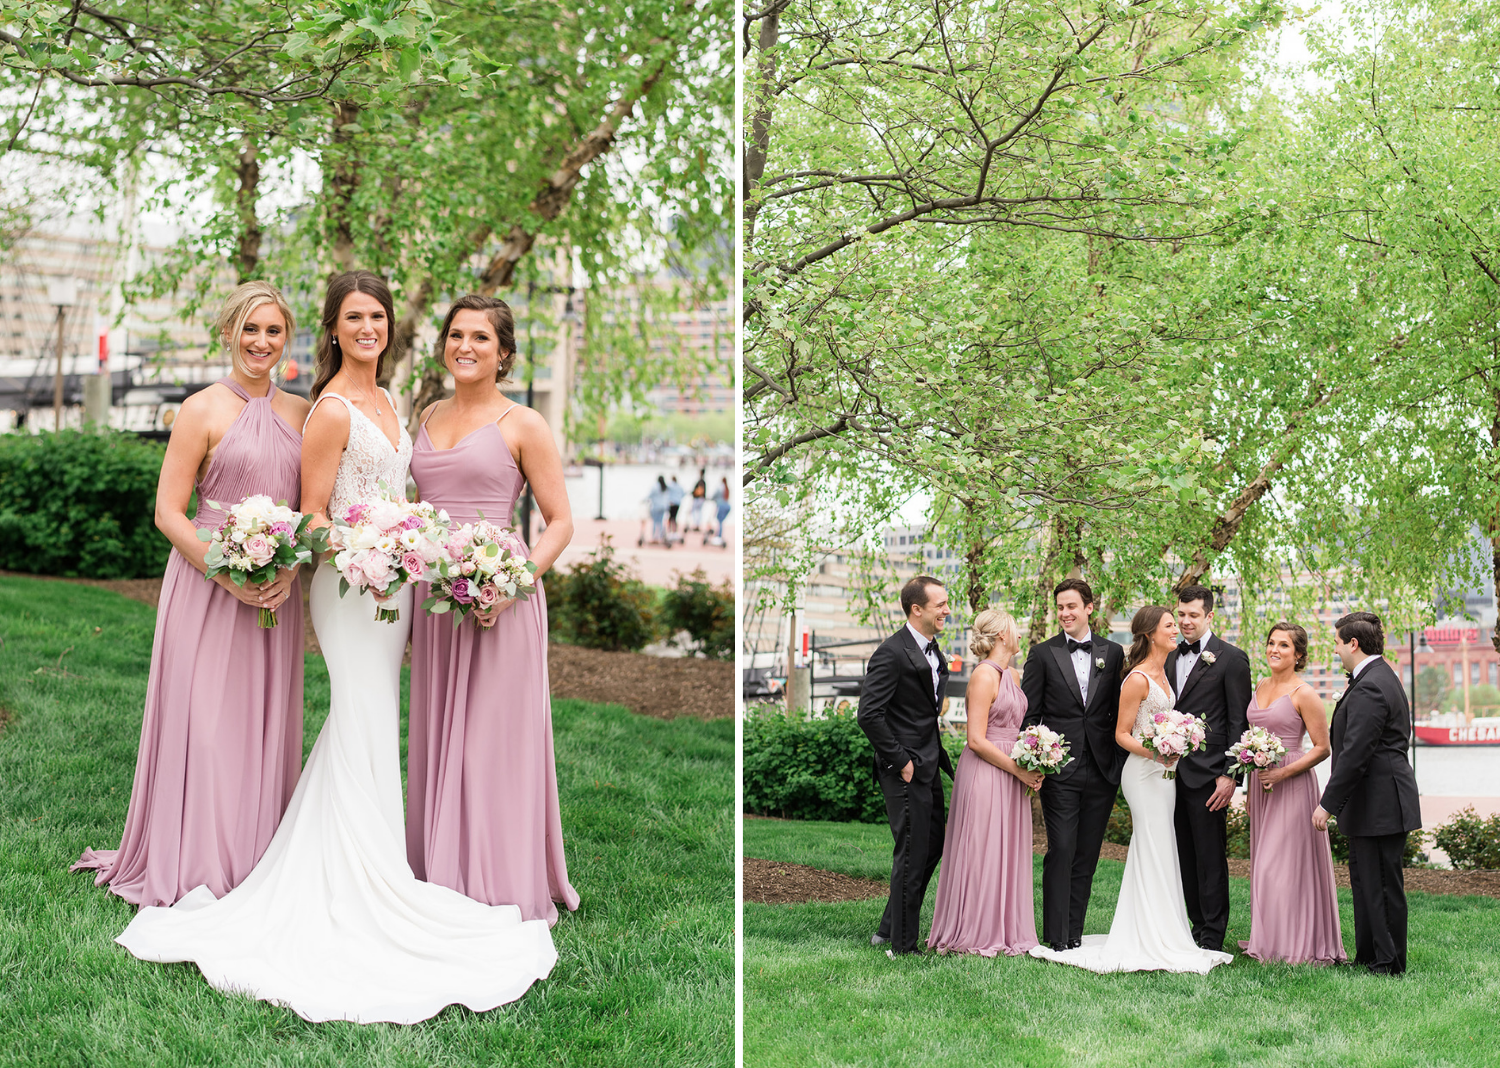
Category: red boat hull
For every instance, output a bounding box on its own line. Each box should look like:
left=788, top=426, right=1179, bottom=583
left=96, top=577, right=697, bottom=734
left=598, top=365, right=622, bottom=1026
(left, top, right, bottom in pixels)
left=1414, top=724, right=1500, bottom=746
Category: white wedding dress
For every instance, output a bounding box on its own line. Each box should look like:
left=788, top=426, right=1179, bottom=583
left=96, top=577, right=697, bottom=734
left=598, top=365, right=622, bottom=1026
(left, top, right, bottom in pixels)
left=116, top=392, right=557, bottom=1023
left=1029, top=671, right=1232, bottom=975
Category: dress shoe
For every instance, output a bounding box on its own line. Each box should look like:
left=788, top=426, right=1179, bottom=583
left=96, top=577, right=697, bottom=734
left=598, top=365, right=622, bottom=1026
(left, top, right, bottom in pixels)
left=870, top=933, right=890, bottom=946
left=1047, top=941, right=1068, bottom=952
left=1067, top=938, right=1082, bottom=950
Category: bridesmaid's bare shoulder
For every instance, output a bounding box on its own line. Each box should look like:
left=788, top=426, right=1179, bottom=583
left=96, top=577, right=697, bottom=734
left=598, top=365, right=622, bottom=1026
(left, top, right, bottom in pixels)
left=274, top=389, right=311, bottom=431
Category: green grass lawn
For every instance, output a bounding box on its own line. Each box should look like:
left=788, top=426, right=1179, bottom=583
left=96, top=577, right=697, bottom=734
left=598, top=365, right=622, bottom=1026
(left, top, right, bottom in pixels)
left=0, top=576, right=732, bottom=1068
left=745, top=820, right=1500, bottom=1067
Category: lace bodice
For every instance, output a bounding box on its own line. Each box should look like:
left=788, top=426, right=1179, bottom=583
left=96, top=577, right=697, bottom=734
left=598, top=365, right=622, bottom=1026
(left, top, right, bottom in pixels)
left=311, top=391, right=412, bottom=519
left=1129, top=671, right=1175, bottom=740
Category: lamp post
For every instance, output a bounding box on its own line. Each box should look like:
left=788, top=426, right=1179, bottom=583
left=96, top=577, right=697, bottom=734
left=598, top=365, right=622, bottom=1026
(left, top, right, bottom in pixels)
left=48, top=278, right=78, bottom=430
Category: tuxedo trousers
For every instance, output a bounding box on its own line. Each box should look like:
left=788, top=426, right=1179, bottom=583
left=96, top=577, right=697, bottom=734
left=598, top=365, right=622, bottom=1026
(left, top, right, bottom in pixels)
left=875, top=771, right=946, bottom=954
left=1038, top=755, right=1116, bottom=946
left=1347, top=831, right=1408, bottom=974
left=1174, top=776, right=1230, bottom=951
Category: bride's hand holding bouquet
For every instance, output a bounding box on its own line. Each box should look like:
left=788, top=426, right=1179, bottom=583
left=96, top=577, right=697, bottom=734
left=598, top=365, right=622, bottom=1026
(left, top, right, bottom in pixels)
left=328, top=493, right=450, bottom=623
left=1138, top=709, right=1207, bottom=780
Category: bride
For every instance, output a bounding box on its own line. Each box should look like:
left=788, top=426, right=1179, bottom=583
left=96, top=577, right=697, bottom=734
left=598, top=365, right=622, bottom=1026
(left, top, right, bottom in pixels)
left=115, top=271, right=557, bottom=1024
left=1030, top=604, right=1233, bottom=975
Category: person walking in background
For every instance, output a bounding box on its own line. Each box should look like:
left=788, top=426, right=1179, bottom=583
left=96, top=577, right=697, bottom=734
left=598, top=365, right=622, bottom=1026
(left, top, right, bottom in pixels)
left=1240, top=622, right=1344, bottom=965
left=927, top=609, right=1039, bottom=957
left=647, top=476, right=670, bottom=544
left=857, top=576, right=953, bottom=956
left=74, top=281, right=309, bottom=907
left=1020, top=579, right=1125, bottom=952
left=713, top=477, right=731, bottom=538
left=1313, top=611, right=1422, bottom=975
left=667, top=475, right=685, bottom=533
left=688, top=468, right=707, bottom=530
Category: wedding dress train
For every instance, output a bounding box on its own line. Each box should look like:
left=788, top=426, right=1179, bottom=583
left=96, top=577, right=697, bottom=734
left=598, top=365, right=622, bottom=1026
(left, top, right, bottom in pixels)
left=1029, top=672, right=1232, bottom=975
left=114, top=393, right=557, bottom=1023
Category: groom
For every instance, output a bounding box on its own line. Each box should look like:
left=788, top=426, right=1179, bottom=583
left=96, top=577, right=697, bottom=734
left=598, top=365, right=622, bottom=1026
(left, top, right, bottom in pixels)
left=1313, top=611, right=1421, bottom=975
left=1021, top=578, right=1125, bottom=951
left=857, top=575, right=953, bottom=956
left=1165, top=584, right=1251, bottom=953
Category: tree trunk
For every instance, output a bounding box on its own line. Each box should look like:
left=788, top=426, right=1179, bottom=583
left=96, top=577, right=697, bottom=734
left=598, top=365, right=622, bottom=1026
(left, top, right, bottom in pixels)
left=1488, top=381, right=1500, bottom=655
left=327, top=100, right=361, bottom=274
left=1027, top=516, right=1067, bottom=647
left=233, top=134, right=261, bottom=283
left=742, top=0, right=788, bottom=247
left=402, top=51, right=678, bottom=431
left=1174, top=385, right=1338, bottom=592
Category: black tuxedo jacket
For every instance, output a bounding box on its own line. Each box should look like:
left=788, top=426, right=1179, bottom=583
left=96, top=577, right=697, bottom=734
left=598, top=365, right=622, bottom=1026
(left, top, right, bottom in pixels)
left=1020, top=632, right=1126, bottom=785
left=1319, top=656, right=1422, bottom=837
left=857, top=627, right=954, bottom=784
left=1164, top=633, right=1252, bottom=790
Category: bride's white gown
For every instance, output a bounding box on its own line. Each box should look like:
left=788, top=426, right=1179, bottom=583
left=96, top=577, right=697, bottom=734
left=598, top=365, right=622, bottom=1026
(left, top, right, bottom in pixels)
left=116, top=392, right=557, bottom=1023
left=1029, top=671, right=1233, bottom=975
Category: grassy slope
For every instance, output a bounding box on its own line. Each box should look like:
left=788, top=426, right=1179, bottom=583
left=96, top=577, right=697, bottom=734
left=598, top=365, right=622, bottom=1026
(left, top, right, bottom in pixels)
left=745, top=814, right=1499, bottom=1067
left=0, top=576, right=732, bottom=1068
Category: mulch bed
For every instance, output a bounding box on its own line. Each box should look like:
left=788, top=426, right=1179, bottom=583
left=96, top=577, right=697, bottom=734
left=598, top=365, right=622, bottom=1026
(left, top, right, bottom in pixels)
left=747, top=816, right=1500, bottom=903
left=2, top=572, right=731, bottom=721
left=743, top=857, right=888, bottom=904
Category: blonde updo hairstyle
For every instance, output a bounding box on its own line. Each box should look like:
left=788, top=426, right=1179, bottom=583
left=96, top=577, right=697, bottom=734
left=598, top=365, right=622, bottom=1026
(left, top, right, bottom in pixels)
left=969, top=608, right=1018, bottom=660
left=215, top=281, right=295, bottom=380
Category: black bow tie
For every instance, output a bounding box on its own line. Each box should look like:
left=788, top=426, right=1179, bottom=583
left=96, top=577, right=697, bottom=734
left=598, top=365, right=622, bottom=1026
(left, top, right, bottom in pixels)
left=1067, top=638, right=1092, bottom=654
left=1178, top=640, right=1201, bottom=655
left=924, top=639, right=939, bottom=657
left=1345, top=671, right=1354, bottom=684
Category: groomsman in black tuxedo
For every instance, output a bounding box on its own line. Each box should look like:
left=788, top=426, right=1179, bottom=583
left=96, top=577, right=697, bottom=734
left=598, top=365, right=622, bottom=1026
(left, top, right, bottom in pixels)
left=1313, top=612, right=1422, bottom=975
left=857, top=575, right=953, bottom=955
left=1020, top=578, right=1125, bottom=951
left=1165, top=584, right=1252, bottom=953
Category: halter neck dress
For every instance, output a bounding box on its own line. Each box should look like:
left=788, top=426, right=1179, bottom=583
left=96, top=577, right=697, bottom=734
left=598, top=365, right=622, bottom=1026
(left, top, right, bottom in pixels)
left=927, top=661, right=1038, bottom=956
left=1240, top=688, right=1347, bottom=964
left=73, top=377, right=305, bottom=907
left=406, top=409, right=578, bottom=924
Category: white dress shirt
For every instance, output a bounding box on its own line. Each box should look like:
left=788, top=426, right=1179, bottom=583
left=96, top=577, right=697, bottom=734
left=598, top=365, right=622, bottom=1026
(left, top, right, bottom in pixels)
left=906, top=621, right=941, bottom=702
left=1065, top=632, right=1093, bottom=704
left=1176, top=628, right=1213, bottom=693
left=1349, top=654, right=1376, bottom=682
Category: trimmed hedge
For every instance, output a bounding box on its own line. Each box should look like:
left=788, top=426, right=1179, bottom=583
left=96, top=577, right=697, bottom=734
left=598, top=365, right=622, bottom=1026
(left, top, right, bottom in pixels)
left=1431, top=806, right=1500, bottom=870
left=0, top=430, right=170, bottom=578
left=661, top=568, right=733, bottom=659
left=742, top=704, right=964, bottom=823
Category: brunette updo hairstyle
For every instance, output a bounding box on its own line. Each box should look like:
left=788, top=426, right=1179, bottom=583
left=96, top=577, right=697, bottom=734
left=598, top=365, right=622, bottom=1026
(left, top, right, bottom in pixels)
left=432, top=293, right=517, bottom=383
left=1267, top=621, right=1310, bottom=672
left=1122, top=604, right=1173, bottom=681
left=311, top=270, right=396, bottom=401
left=969, top=608, right=1018, bottom=660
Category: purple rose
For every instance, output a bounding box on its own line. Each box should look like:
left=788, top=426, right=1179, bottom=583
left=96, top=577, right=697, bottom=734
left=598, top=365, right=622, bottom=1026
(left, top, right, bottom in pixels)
left=402, top=515, right=423, bottom=530
left=345, top=504, right=367, bottom=524
left=450, top=577, right=475, bottom=604
left=269, top=521, right=293, bottom=537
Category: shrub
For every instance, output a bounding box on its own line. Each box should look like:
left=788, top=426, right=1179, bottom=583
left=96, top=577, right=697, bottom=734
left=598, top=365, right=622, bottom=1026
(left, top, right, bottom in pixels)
left=1105, top=788, right=1132, bottom=846
left=546, top=538, right=659, bottom=652
left=1431, top=806, right=1500, bottom=871
left=0, top=430, right=170, bottom=578
left=660, top=568, right=733, bottom=659
left=743, top=705, right=966, bottom=823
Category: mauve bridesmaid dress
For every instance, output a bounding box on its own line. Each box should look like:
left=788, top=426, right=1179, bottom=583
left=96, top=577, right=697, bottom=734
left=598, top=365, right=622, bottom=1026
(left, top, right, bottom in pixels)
left=407, top=409, right=579, bottom=925
left=927, top=661, right=1039, bottom=957
left=73, top=378, right=304, bottom=907
left=1240, top=689, right=1347, bottom=964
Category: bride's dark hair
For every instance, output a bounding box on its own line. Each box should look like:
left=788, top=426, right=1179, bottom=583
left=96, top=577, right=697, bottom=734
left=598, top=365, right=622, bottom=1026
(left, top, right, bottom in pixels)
left=1122, top=604, right=1173, bottom=681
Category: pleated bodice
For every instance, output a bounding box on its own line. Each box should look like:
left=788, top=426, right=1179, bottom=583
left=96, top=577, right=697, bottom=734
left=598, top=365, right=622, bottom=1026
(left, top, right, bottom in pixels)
left=196, top=378, right=303, bottom=528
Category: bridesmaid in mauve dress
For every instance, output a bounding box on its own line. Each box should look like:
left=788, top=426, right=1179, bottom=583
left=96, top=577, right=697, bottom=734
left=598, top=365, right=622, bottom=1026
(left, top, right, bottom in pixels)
left=927, top=609, right=1042, bottom=956
left=407, top=293, right=579, bottom=925
left=73, top=282, right=310, bottom=907
left=1239, top=621, right=1346, bottom=964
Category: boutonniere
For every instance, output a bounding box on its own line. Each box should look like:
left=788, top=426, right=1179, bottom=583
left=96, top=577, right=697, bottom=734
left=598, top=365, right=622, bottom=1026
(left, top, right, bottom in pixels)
left=1095, top=657, right=1106, bottom=670
left=1200, top=650, right=1217, bottom=665
left=1332, top=689, right=1346, bottom=704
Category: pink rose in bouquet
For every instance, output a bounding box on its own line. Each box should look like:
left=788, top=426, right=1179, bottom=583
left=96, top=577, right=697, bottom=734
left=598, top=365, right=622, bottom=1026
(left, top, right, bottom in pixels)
left=422, top=518, right=538, bottom=624
left=198, top=494, right=324, bottom=628
left=1137, top=708, right=1207, bottom=780
left=327, top=493, right=450, bottom=623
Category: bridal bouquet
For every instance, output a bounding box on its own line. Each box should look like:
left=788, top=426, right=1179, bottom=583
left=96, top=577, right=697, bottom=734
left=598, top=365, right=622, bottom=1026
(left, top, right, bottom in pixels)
left=1010, top=724, right=1073, bottom=796
left=328, top=494, right=450, bottom=623
left=1138, top=709, right=1207, bottom=780
left=198, top=495, right=324, bottom=628
left=422, top=519, right=538, bottom=623
left=1227, top=726, right=1288, bottom=787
